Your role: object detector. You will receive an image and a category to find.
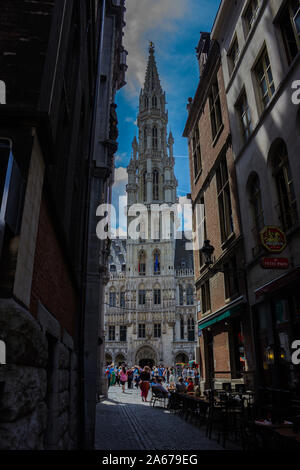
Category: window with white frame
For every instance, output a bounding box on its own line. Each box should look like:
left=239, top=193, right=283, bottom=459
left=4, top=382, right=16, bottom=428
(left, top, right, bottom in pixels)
left=243, top=0, right=259, bottom=35
left=278, top=0, right=300, bottom=65
left=254, top=47, right=275, bottom=112
left=236, top=89, right=252, bottom=144
left=228, top=36, right=240, bottom=74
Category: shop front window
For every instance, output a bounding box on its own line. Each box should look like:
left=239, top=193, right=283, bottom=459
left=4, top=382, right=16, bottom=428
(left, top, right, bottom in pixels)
left=256, top=294, right=298, bottom=391
left=232, top=319, right=245, bottom=378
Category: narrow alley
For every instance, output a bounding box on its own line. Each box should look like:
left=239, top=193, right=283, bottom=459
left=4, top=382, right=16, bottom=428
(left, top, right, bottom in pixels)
left=95, top=386, right=239, bottom=451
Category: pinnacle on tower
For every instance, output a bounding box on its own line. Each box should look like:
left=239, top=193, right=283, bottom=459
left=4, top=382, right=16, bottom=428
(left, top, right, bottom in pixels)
left=132, top=136, right=138, bottom=160
left=143, top=42, right=162, bottom=93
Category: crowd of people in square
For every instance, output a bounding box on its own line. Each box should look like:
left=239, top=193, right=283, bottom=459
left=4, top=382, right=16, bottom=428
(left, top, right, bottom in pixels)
left=105, top=363, right=200, bottom=403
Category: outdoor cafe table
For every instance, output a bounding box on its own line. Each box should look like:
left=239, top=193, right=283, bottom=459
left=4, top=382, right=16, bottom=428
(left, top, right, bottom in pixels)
left=254, top=420, right=300, bottom=450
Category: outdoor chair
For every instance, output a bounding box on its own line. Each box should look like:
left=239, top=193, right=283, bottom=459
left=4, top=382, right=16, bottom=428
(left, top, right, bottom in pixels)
left=206, top=394, right=247, bottom=449
left=150, top=387, right=168, bottom=408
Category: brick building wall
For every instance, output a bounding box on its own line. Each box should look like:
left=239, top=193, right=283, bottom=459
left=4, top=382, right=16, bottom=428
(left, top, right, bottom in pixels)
left=30, top=196, right=78, bottom=336
left=184, top=38, right=247, bottom=391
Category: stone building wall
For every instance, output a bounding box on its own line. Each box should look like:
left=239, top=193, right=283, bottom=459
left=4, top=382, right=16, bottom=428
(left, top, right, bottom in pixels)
left=0, top=299, right=78, bottom=450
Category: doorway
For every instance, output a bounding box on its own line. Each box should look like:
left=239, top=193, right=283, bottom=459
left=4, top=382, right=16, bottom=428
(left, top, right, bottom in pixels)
left=139, top=358, right=154, bottom=369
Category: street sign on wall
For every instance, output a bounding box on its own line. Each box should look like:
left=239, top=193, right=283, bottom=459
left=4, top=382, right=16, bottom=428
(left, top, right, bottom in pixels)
left=261, top=257, right=289, bottom=269
left=260, top=226, right=287, bottom=253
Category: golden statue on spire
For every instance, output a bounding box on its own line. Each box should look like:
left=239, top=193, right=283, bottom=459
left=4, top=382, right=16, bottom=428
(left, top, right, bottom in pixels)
left=149, top=41, right=155, bottom=52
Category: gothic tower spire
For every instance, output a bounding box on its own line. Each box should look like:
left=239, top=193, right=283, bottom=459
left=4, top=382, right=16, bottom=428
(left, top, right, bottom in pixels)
left=128, top=44, right=177, bottom=209
left=143, top=42, right=162, bottom=93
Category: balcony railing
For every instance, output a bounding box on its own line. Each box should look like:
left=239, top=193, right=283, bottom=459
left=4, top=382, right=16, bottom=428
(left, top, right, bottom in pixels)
left=175, top=269, right=194, bottom=277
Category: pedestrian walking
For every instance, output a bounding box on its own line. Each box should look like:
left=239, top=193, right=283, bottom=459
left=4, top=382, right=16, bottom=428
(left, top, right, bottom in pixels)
left=139, top=366, right=151, bottom=402
left=115, top=368, right=120, bottom=386
left=127, top=367, right=133, bottom=389
left=110, top=366, right=116, bottom=386
left=120, top=366, right=127, bottom=393
left=105, top=366, right=111, bottom=389
left=169, top=369, right=175, bottom=387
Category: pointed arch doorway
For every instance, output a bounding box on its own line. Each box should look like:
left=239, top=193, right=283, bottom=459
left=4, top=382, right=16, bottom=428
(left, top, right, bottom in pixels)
left=135, top=346, right=157, bottom=369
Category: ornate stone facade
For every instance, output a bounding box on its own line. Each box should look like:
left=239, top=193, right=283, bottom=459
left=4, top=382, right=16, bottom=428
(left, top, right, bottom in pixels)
left=104, top=45, right=197, bottom=369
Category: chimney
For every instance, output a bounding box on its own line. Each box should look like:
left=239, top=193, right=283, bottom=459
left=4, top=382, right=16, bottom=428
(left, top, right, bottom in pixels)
left=196, top=32, right=211, bottom=78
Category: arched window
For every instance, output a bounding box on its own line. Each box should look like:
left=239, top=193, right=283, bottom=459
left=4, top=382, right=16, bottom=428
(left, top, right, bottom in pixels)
left=152, top=95, right=157, bottom=108
left=180, top=318, right=185, bottom=340
left=271, top=140, right=298, bottom=230
left=120, top=288, right=125, bottom=308
left=152, top=126, right=158, bottom=149
left=179, top=285, right=184, bottom=306
left=186, top=285, right=194, bottom=305
left=138, top=250, right=146, bottom=276
left=153, top=249, right=160, bottom=275
left=144, top=127, right=147, bottom=150
left=248, top=173, right=264, bottom=250
left=154, top=285, right=161, bottom=305
left=188, top=318, right=195, bottom=342
left=138, top=285, right=146, bottom=305
left=153, top=169, right=159, bottom=200
left=143, top=171, right=147, bottom=202
left=109, top=288, right=116, bottom=307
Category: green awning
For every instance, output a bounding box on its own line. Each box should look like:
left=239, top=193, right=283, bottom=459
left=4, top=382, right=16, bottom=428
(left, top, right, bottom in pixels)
left=198, top=304, right=242, bottom=331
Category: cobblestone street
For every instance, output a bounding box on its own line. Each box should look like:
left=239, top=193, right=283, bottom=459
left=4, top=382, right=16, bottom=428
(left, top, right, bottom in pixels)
left=95, top=385, right=233, bottom=451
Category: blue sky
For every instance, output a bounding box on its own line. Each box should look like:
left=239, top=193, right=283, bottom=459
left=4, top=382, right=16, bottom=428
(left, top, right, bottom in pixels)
left=113, top=0, right=220, bottom=233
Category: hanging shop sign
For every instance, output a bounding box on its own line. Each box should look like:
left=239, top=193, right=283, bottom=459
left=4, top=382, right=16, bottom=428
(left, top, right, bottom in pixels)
left=261, top=257, right=289, bottom=269
left=260, top=226, right=287, bottom=253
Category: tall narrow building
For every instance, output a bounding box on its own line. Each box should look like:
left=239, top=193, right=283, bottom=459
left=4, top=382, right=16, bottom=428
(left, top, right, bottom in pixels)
left=104, top=44, right=197, bottom=370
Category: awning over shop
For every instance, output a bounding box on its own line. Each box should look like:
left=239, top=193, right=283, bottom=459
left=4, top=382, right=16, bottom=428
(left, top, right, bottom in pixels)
left=255, top=267, right=300, bottom=300
left=198, top=298, right=245, bottom=332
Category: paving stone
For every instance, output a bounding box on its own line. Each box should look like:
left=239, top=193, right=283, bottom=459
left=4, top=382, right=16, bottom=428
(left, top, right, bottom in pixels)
left=95, top=385, right=237, bottom=451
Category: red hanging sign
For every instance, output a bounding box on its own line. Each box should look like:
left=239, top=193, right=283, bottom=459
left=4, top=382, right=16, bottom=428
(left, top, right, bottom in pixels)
left=261, top=257, right=289, bottom=269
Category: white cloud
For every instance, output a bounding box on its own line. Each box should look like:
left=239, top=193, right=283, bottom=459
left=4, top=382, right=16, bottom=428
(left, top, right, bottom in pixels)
left=123, top=0, right=191, bottom=97
left=178, top=196, right=193, bottom=233
left=125, top=117, right=138, bottom=125
left=114, top=166, right=128, bottom=184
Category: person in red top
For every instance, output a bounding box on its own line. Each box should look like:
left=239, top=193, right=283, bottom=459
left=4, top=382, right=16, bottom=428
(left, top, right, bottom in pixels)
left=186, top=377, right=194, bottom=393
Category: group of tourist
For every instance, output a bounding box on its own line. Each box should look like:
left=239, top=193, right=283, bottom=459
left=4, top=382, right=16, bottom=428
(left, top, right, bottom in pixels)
left=105, top=363, right=200, bottom=403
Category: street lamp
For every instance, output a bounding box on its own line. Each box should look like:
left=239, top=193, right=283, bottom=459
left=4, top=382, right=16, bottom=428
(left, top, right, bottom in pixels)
left=200, top=240, right=215, bottom=266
